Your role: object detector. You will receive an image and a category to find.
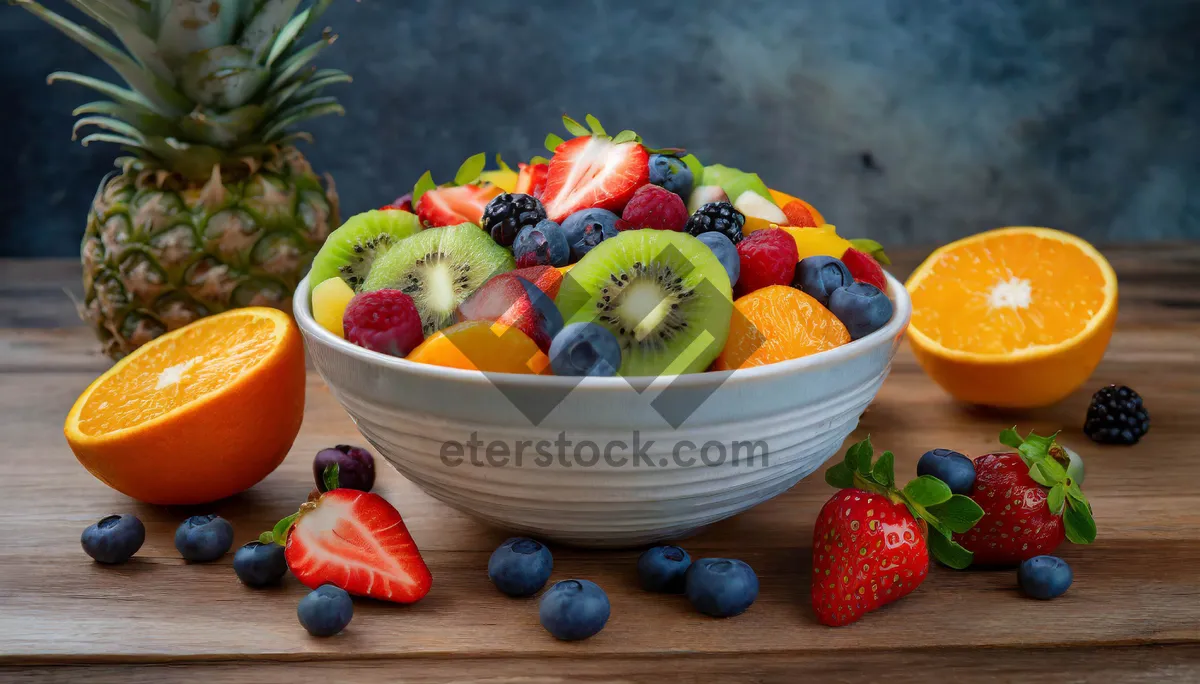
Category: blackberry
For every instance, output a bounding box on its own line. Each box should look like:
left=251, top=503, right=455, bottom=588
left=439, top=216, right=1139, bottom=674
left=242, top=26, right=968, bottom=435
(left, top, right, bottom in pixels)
left=685, top=201, right=745, bottom=244
left=482, top=193, right=546, bottom=247
left=1084, top=385, right=1149, bottom=445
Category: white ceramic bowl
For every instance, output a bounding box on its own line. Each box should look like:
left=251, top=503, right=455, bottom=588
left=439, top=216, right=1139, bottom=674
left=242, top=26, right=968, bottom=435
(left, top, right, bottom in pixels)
left=295, top=274, right=911, bottom=547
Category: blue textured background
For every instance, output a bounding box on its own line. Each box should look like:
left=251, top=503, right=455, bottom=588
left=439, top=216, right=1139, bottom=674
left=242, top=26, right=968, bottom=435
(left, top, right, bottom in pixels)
left=3, top=0, right=1199, bottom=257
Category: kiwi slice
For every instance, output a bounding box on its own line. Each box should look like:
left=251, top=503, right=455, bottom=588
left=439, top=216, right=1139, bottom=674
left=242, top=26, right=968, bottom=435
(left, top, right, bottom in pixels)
left=556, top=230, right=733, bottom=376
left=308, top=210, right=422, bottom=290
left=362, top=223, right=516, bottom=334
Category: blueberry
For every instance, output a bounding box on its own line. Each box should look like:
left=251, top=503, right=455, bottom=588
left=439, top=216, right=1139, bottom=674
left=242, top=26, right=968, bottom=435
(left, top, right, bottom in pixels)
left=488, top=537, right=553, bottom=597
left=233, top=541, right=288, bottom=587
left=685, top=558, right=758, bottom=618
left=916, top=448, right=975, bottom=495
left=637, top=545, right=692, bottom=593
left=827, top=282, right=894, bottom=340
left=297, top=584, right=354, bottom=636
left=695, top=231, right=740, bottom=287
left=174, top=514, right=234, bottom=562
left=314, top=445, right=376, bottom=492
left=793, top=256, right=853, bottom=307
left=549, top=322, right=622, bottom=377
left=513, top=219, right=570, bottom=267
left=561, top=208, right=619, bottom=261
left=81, top=514, right=145, bottom=564
left=648, top=154, right=695, bottom=198
left=539, top=579, right=610, bottom=641
left=1018, top=555, right=1073, bottom=600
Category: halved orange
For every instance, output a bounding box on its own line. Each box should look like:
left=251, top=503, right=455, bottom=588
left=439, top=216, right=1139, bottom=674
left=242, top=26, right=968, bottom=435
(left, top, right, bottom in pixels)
left=905, top=227, right=1117, bottom=408
left=65, top=308, right=305, bottom=504
left=715, top=285, right=850, bottom=370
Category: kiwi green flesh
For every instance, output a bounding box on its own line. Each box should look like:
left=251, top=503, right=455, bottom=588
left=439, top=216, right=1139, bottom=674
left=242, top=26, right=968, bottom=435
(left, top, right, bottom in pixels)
left=308, top=210, right=422, bottom=291
left=362, top=223, right=515, bottom=335
left=700, top=164, right=774, bottom=204
left=556, top=230, right=733, bottom=376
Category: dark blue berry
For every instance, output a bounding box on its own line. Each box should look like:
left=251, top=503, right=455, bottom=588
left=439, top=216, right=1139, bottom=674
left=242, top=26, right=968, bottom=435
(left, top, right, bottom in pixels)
left=488, top=537, right=553, bottom=597
left=561, top=208, right=619, bottom=261
left=793, top=256, right=853, bottom=307
left=827, top=282, right=894, bottom=340
left=685, top=558, right=758, bottom=618
left=174, top=514, right=234, bottom=562
left=513, top=220, right=570, bottom=267
left=81, top=514, right=145, bottom=564
left=648, top=154, right=695, bottom=198
left=1018, top=555, right=1073, bottom=600
left=695, top=231, right=740, bottom=287
left=916, top=448, right=976, bottom=495
left=233, top=541, right=288, bottom=587
left=549, top=322, right=622, bottom=377
left=313, top=445, right=375, bottom=493
left=539, top=579, right=610, bottom=641
left=637, top=545, right=692, bottom=593
left=297, top=584, right=354, bottom=636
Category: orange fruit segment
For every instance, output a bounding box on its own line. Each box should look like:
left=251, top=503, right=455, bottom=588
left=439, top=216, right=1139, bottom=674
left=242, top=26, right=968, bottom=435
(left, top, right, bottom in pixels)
left=768, top=188, right=826, bottom=225
left=905, top=227, right=1118, bottom=407
left=65, top=308, right=305, bottom=504
left=715, top=285, right=850, bottom=370
left=407, top=321, right=550, bottom=374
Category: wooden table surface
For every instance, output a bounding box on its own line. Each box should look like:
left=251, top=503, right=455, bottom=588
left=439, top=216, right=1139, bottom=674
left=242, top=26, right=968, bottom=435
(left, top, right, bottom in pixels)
left=2, top=245, right=1199, bottom=683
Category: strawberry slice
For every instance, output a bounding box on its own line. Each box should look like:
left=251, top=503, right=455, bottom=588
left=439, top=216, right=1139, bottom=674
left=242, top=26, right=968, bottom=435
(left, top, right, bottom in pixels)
left=541, top=136, right=649, bottom=223
left=515, top=162, right=549, bottom=199
left=416, top=184, right=502, bottom=228
left=841, top=248, right=887, bottom=290
left=283, top=489, right=432, bottom=603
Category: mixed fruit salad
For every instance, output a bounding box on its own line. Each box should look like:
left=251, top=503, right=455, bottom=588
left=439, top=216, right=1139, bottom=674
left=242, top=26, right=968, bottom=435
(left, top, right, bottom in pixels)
left=307, top=115, right=895, bottom=376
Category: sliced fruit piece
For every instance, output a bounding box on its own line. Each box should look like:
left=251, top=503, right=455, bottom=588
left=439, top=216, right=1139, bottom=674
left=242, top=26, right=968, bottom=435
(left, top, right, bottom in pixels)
left=555, top=230, right=733, bottom=376
left=716, top=286, right=849, bottom=370
left=308, top=210, right=423, bottom=290
left=312, top=277, right=355, bottom=338
left=541, top=136, right=650, bottom=223
left=906, top=227, right=1117, bottom=408
left=416, top=183, right=503, bottom=228
left=514, top=161, right=549, bottom=198
left=841, top=247, right=887, bottom=290
left=769, top=188, right=826, bottom=225
left=455, top=273, right=564, bottom=351
left=362, top=223, right=515, bottom=335
left=64, top=308, right=304, bottom=505
left=686, top=185, right=729, bottom=214
left=700, top=164, right=772, bottom=203
left=750, top=225, right=854, bottom=261
left=406, top=320, right=551, bottom=374
left=283, top=488, right=432, bottom=603
left=733, top=191, right=787, bottom=225
left=512, top=265, right=564, bottom=299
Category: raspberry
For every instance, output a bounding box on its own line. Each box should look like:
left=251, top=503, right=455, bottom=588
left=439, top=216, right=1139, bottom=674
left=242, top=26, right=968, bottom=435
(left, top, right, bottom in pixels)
left=841, top=248, right=887, bottom=290
left=735, top=228, right=799, bottom=297
left=343, top=289, right=425, bottom=357
left=616, top=185, right=689, bottom=232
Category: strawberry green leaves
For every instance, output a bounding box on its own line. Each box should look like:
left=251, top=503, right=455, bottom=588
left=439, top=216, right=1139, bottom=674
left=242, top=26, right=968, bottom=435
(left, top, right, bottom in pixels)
left=269, top=513, right=298, bottom=547
left=903, top=476, right=953, bottom=507
left=411, top=171, right=435, bottom=206
left=1000, top=427, right=1096, bottom=545
left=322, top=463, right=340, bottom=492
left=544, top=133, right=565, bottom=153
left=412, top=153, right=487, bottom=206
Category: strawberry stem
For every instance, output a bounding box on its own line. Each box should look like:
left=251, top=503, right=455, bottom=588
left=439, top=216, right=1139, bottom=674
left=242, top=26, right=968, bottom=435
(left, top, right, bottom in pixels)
left=999, top=427, right=1096, bottom=545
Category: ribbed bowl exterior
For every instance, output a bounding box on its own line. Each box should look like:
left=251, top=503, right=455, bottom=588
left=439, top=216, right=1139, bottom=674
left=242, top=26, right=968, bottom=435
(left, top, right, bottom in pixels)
left=296, top=275, right=910, bottom=547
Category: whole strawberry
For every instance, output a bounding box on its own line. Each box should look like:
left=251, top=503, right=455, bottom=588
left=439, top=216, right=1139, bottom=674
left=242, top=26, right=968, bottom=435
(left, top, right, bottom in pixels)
left=813, top=438, right=983, bottom=626
left=956, top=428, right=1096, bottom=566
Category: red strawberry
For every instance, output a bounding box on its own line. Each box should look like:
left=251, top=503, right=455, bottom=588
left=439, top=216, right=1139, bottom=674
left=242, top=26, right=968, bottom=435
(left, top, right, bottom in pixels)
left=782, top=200, right=819, bottom=228
left=282, top=488, right=432, bottom=604
left=735, top=227, right=799, bottom=297
left=956, top=429, right=1096, bottom=566
left=541, top=136, right=650, bottom=223
left=515, top=162, right=549, bottom=198
left=617, top=184, right=689, bottom=232
left=841, top=248, right=887, bottom=290
left=454, top=273, right=561, bottom=351
left=814, top=437, right=983, bottom=626
left=416, top=184, right=502, bottom=228
left=381, top=193, right=414, bottom=213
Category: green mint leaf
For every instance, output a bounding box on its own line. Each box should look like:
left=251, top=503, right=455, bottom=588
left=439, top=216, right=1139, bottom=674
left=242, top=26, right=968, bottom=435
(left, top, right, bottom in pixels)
left=999, top=426, right=1024, bottom=449
left=454, top=152, right=487, bottom=186
left=411, top=170, right=435, bottom=207
left=258, top=531, right=275, bottom=544
left=271, top=513, right=299, bottom=546
left=871, top=451, right=895, bottom=487
left=1063, top=503, right=1097, bottom=544
left=529, top=155, right=549, bottom=165
left=844, top=437, right=873, bottom=475
left=322, top=463, right=340, bottom=492
left=1047, top=483, right=1066, bottom=515
left=544, top=133, right=565, bottom=153
left=680, top=153, right=703, bottom=180
left=925, top=494, right=985, bottom=533
left=612, top=129, right=638, bottom=145
left=847, top=239, right=891, bottom=266
left=903, top=475, right=954, bottom=507
left=495, top=154, right=511, bottom=172
left=584, top=114, right=606, bottom=137
left=562, top=115, right=590, bottom=137
left=824, top=462, right=854, bottom=489
left=928, top=528, right=974, bottom=569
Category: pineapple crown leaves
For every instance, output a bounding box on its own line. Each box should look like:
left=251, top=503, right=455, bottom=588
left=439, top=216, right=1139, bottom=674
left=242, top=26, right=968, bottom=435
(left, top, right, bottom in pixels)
left=999, top=427, right=1096, bottom=545
left=825, top=437, right=985, bottom=570
left=411, top=152, right=487, bottom=206
left=544, top=114, right=682, bottom=157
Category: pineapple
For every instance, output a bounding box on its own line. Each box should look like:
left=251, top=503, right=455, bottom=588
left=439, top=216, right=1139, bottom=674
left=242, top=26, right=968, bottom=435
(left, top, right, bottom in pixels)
left=16, top=0, right=347, bottom=359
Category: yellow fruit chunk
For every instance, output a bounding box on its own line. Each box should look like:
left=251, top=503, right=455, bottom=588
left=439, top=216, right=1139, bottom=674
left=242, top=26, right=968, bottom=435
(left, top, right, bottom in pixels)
left=479, top=169, right=518, bottom=193
left=312, top=277, right=356, bottom=338
left=905, top=226, right=1117, bottom=408
left=407, top=321, right=550, bottom=374
left=786, top=225, right=854, bottom=260
left=557, top=264, right=574, bottom=276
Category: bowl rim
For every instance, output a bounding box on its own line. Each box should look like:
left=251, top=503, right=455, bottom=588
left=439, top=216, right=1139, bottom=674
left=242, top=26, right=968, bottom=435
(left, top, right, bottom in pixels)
left=295, top=269, right=911, bottom=390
